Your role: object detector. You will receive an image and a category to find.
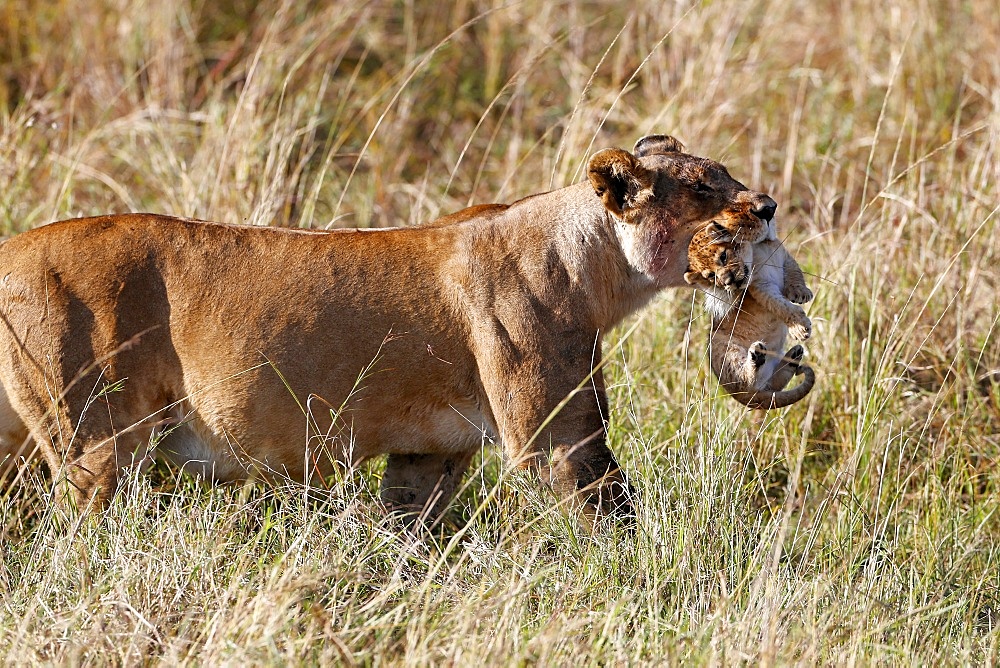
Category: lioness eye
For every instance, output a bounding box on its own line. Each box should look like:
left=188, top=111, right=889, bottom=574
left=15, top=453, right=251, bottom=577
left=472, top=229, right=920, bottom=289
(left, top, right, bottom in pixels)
left=694, top=181, right=712, bottom=193
left=719, top=250, right=728, bottom=264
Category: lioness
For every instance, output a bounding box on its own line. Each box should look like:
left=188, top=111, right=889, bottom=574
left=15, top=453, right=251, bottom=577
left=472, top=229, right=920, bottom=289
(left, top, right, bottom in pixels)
left=685, top=220, right=815, bottom=409
left=0, top=134, right=777, bottom=524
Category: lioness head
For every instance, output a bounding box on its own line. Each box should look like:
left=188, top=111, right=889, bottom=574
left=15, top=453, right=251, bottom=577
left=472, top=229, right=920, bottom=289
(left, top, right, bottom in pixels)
left=683, top=221, right=752, bottom=291
left=587, top=134, right=775, bottom=286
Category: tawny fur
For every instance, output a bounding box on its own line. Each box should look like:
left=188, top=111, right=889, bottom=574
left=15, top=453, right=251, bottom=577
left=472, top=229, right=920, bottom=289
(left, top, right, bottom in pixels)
left=0, top=134, right=779, bottom=524
left=685, top=222, right=815, bottom=410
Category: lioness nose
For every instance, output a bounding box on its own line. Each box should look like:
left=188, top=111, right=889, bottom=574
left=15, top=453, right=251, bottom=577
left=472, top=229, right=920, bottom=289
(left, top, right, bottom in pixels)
left=752, top=197, right=777, bottom=221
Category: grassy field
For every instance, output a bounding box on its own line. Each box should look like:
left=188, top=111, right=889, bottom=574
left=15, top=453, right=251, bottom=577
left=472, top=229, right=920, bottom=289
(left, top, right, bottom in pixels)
left=1, top=0, right=999, bottom=663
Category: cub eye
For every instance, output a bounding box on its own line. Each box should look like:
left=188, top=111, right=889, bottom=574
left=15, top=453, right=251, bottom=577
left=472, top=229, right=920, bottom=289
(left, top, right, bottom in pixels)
left=719, top=250, right=728, bottom=264
left=693, top=181, right=712, bottom=193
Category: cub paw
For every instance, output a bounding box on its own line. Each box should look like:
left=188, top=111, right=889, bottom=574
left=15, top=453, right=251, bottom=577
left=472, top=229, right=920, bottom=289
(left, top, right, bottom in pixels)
left=786, top=284, right=814, bottom=304
left=788, top=313, right=812, bottom=341
left=684, top=270, right=713, bottom=289
left=749, top=341, right=768, bottom=368
left=785, top=344, right=804, bottom=367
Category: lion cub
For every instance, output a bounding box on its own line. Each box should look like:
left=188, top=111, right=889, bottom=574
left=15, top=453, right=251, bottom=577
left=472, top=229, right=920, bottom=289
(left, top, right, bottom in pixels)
left=685, top=221, right=815, bottom=409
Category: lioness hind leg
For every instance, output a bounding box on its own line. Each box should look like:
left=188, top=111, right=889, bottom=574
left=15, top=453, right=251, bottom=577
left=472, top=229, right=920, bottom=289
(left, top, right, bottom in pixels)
left=42, top=415, right=157, bottom=511
left=0, top=383, right=35, bottom=484
left=5, top=379, right=159, bottom=511
left=380, top=451, right=475, bottom=525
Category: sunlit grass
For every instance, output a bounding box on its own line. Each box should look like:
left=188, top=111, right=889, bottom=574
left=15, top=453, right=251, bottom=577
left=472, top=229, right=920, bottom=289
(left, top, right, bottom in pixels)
left=1, top=0, right=998, bottom=664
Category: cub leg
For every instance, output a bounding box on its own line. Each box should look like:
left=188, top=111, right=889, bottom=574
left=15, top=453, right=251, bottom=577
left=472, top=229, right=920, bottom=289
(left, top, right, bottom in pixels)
left=782, top=253, right=813, bottom=304
left=763, top=344, right=804, bottom=391
left=380, top=451, right=475, bottom=525
left=711, top=338, right=758, bottom=396
left=748, top=341, right=768, bottom=370
left=744, top=341, right=770, bottom=389
left=747, top=283, right=811, bottom=340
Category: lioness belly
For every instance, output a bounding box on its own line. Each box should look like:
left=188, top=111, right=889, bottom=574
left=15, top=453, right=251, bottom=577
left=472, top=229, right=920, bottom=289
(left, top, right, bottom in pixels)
left=155, top=421, right=250, bottom=482
left=154, top=391, right=490, bottom=484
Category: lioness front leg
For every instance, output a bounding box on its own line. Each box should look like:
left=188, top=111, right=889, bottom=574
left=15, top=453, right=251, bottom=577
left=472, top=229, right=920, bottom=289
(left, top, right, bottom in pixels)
left=5, top=365, right=157, bottom=512
left=380, top=451, right=474, bottom=525
left=544, top=427, right=634, bottom=526
left=480, top=360, right=633, bottom=528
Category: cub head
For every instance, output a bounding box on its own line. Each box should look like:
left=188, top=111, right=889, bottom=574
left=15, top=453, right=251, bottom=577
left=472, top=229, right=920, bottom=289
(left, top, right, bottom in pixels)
left=684, top=221, right=752, bottom=291
left=587, top=134, right=776, bottom=286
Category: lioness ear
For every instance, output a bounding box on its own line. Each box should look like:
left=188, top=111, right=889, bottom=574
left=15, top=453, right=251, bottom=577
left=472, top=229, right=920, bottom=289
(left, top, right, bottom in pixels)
left=634, top=134, right=685, bottom=157
left=587, top=148, right=652, bottom=218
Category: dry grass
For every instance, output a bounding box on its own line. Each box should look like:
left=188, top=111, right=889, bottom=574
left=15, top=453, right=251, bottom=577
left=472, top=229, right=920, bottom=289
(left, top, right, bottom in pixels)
left=1, top=0, right=999, bottom=664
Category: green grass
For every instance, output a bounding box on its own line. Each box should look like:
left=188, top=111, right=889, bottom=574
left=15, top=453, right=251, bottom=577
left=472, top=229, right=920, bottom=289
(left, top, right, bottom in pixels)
left=1, top=0, right=999, bottom=663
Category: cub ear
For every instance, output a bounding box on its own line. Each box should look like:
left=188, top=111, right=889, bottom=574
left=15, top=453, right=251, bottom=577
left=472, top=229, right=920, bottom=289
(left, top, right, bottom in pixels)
left=587, top=148, right=652, bottom=218
left=634, top=134, right=685, bottom=157
left=708, top=221, right=732, bottom=241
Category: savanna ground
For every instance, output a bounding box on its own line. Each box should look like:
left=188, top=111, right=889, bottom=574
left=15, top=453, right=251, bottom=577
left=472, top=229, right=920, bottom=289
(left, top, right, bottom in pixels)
left=1, top=0, right=998, bottom=664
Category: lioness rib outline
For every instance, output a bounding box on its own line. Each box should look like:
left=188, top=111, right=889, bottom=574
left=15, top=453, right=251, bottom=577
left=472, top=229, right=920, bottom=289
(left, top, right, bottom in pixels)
left=0, top=134, right=778, bottom=525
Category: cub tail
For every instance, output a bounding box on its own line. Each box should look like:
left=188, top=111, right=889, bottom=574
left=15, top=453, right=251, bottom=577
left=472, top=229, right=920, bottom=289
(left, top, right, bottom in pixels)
left=729, top=365, right=815, bottom=410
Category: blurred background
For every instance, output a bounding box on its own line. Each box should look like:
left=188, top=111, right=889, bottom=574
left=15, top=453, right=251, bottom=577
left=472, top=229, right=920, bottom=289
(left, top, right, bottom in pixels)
left=1, top=0, right=994, bottom=231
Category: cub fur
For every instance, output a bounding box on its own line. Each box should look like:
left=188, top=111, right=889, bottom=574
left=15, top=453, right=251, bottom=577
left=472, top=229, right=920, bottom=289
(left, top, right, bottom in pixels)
left=685, top=221, right=815, bottom=409
left=0, top=134, right=779, bottom=525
